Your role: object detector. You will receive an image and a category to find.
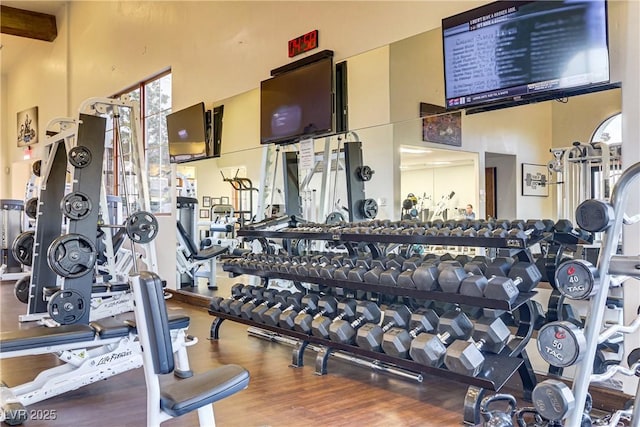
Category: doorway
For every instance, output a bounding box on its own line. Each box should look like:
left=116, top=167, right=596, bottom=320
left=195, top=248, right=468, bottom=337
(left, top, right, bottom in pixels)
left=484, top=152, right=517, bottom=219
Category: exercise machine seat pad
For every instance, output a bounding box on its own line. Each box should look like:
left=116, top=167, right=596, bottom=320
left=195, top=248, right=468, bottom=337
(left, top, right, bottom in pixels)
left=123, top=314, right=190, bottom=333
left=160, top=364, right=250, bottom=417
left=194, top=245, right=228, bottom=260
left=109, top=282, right=130, bottom=292
left=90, top=318, right=132, bottom=339
left=0, top=324, right=95, bottom=352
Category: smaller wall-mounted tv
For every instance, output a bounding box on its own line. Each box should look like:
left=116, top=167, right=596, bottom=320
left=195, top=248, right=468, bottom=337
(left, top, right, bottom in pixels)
left=167, top=102, right=217, bottom=164
left=442, top=0, right=610, bottom=113
left=260, top=55, right=334, bottom=145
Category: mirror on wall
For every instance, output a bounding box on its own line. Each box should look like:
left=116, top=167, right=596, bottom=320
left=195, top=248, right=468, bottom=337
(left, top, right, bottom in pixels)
left=399, top=146, right=478, bottom=222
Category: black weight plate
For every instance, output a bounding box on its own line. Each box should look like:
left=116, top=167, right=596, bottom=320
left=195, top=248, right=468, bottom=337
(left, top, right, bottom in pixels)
left=537, top=321, right=586, bottom=368
left=24, top=197, right=39, bottom=219
left=125, top=211, right=158, bottom=244
left=32, top=160, right=42, bottom=177
left=60, top=192, right=93, bottom=220
left=12, top=230, right=35, bottom=266
left=68, top=146, right=92, bottom=168
left=325, top=211, right=345, bottom=224
left=555, top=259, right=598, bottom=300
left=361, top=198, right=378, bottom=219
left=14, top=275, right=31, bottom=304
left=47, top=233, right=97, bottom=278
left=47, top=289, right=87, bottom=325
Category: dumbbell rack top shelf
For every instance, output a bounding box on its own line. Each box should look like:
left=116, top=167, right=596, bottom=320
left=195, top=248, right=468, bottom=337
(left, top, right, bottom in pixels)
left=237, top=229, right=544, bottom=250
left=222, top=264, right=535, bottom=311
left=209, top=309, right=523, bottom=391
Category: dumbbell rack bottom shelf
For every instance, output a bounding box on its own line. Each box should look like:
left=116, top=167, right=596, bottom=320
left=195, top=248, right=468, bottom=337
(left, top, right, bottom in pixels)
left=222, top=265, right=535, bottom=311
left=209, top=310, right=523, bottom=391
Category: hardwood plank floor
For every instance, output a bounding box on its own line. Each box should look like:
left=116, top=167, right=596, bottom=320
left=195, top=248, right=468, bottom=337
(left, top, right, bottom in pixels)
left=0, top=275, right=550, bottom=427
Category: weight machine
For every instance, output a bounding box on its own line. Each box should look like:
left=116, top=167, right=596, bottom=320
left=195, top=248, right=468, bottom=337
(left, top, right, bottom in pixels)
left=548, top=141, right=622, bottom=224
left=17, top=97, right=158, bottom=325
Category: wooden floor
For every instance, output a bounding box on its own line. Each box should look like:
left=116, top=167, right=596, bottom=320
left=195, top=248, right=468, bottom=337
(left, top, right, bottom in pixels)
left=0, top=275, right=539, bottom=427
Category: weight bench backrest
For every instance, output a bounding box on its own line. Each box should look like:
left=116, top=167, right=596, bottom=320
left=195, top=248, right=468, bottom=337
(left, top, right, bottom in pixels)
left=176, top=221, right=198, bottom=258
left=135, top=271, right=174, bottom=375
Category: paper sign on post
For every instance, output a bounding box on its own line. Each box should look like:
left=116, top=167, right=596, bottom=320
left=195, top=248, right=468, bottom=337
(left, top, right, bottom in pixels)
left=299, top=138, right=315, bottom=170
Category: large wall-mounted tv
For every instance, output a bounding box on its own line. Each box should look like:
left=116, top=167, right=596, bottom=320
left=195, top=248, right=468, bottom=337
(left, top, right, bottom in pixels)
left=260, top=55, right=334, bottom=145
left=167, top=102, right=220, bottom=164
left=442, top=0, right=610, bottom=113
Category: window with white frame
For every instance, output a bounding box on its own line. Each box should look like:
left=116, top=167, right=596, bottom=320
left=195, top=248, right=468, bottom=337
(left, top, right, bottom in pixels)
left=105, top=71, right=172, bottom=214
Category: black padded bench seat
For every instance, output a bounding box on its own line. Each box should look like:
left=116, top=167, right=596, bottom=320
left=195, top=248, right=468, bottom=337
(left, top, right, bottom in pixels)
left=43, top=284, right=111, bottom=298
left=1, top=314, right=190, bottom=352
left=195, top=245, right=229, bottom=260
left=109, top=282, right=131, bottom=292
left=160, top=364, right=250, bottom=417
left=0, top=324, right=95, bottom=352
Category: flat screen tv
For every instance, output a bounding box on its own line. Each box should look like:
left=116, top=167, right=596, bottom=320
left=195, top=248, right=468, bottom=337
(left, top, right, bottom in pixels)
left=442, top=0, right=610, bottom=113
left=260, top=56, right=334, bottom=145
left=166, top=102, right=214, bottom=164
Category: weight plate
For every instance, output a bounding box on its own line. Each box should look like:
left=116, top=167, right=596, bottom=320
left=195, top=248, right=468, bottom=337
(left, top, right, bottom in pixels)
left=357, top=165, right=374, bottom=181
left=68, top=146, right=92, bottom=168
left=555, top=259, right=598, bottom=300
left=125, top=211, right=158, bottom=244
left=47, top=233, right=97, bottom=278
left=325, top=211, right=345, bottom=224
left=47, top=289, right=87, bottom=325
left=361, top=198, right=378, bottom=219
left=537, top=321, right=586, bottom=368
left=12, top=230, right=35, bottom=266
left=60, top=192, right=93, bottom=221
left=24, top=197, right=39, bottom=219
left=14, top=275, right=31, bottom=304
left=32, top=160, right=42, bottom=177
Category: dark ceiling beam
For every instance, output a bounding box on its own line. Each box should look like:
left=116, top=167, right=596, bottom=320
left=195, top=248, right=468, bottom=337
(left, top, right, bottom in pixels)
left=1, top=5, right=57, bottom=42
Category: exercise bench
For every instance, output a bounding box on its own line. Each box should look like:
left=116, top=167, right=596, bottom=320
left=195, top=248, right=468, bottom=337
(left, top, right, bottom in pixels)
left=176, top=221, right=229, bottom=289
left=0, top=312, right=194, bottom=425
left=131, top=271, right=249, bottom=426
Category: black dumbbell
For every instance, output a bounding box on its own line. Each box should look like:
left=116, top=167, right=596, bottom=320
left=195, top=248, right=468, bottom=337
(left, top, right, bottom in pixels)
left=485, top=257, right=515, bottom=277
left=362, top=258, right=388, bottom=284
left=409, top=309, right=474, bottom=367
left=239, top=288, right=277, bottom=319
left=483, top=275, right=520, bottom=303
left=439, top=265, right=482, bottom=294
left=396, top=256, right=425, bottom=288
left=311, top=299, right=358, bottom=338
left=262, top=292, right=303, bottom=326
left=444, top=316, right=511, bottom=376
left=294, top=296, right=338, bottom=333
left=333, top=257, right=357, bottom=280
left=507, top=261, right=542, bottom=292
left=356, top=304, right=411, bottom=352
left=329, top=301, right=381, bottom=344
left=347, top=257, right=373, bottom=282
left=382, top=308, right=440, bottom=358
left=251, top=290, right=291, bottom=322
left=411, top=263, right=440, bottom=291
left=209, top=283, right=247, bottom=313
left=308, top=255, right=336, bottom=278
left=279, top=294, right=320, bottom=329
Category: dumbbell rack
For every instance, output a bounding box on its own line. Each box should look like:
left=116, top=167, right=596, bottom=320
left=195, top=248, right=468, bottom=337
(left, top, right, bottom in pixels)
left=564, top=161, right=640, bottom=427
left=210, top=228, right=543, bottom=424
